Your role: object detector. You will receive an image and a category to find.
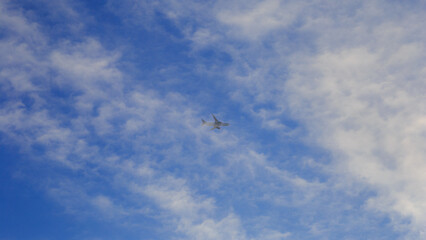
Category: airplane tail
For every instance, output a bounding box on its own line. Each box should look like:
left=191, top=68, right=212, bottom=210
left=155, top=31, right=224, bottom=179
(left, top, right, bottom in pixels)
left=201, top=119, right=206, bottom=125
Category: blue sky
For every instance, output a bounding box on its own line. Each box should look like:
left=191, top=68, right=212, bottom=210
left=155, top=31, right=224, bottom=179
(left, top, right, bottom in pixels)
left=1, top=0, right=426, bottom=239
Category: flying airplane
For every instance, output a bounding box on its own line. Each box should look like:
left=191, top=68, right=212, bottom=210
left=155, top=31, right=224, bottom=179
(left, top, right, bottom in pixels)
left=202, top=114, right=230, bottom=130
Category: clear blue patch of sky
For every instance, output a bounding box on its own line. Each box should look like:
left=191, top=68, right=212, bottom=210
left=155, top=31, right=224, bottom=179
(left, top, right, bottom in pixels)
left=0, top=145, right=74, bottom=240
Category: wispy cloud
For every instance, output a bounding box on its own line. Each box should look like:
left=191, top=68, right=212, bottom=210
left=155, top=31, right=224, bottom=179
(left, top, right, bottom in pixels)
left=217, top=0, right=303, bottom=40
left=196, top=0, right=426, bottom=237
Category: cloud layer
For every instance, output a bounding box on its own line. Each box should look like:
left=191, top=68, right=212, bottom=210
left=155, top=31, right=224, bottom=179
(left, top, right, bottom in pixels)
left=1, top=0, right=426, bottom=239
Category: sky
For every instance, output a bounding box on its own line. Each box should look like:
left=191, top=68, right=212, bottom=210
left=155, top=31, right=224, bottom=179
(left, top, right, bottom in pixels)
left=1, top=0, right=426, bottom=239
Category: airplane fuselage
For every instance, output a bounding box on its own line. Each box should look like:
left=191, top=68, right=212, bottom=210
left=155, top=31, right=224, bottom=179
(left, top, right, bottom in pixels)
left=202, top=114, right=229, bottom=130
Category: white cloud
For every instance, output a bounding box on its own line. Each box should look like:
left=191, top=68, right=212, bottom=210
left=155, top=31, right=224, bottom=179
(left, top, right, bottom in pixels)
left=254, top=2, right=426, bottom=237
left=0, top=1, right=45, bottom=44
left=217, top=0, right=303, bottom=40
left=157, top=0, right=426, bottom=237
left=258, top=229, right=291, bottom=240
left=124, top=167, right=250, bottom=240
left=185, top=214, right=246, bottom=240
left=285, top=9, right=426, bottom=235
left=143, top=177, right=215, bottom=218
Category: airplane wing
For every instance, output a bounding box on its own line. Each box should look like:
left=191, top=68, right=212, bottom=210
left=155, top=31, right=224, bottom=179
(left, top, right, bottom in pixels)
left=210, top=126, right=217, bottom=130
left=212, top=114, right=219, bottom=123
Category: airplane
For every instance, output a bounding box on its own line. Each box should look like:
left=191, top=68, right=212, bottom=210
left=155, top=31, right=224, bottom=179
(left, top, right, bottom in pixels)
left=202, top=114, right=230, bottom=130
